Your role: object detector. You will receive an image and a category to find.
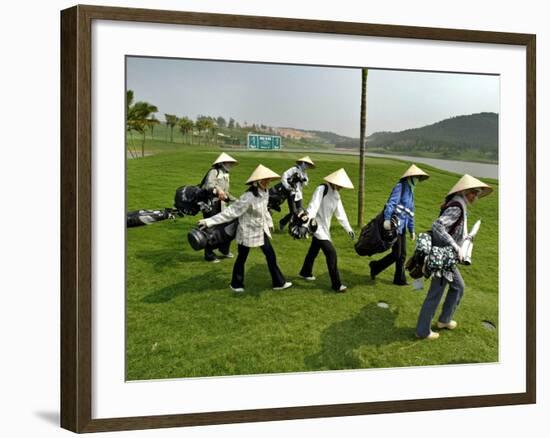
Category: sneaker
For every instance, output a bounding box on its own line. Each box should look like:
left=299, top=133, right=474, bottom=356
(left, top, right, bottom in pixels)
left=219, top=252, right=234, bottom=259
left=437, top=320, right=458, bottom=330
left=337, top=285, right=348, bottom=292
left=299, top=274, right=316, bottom=281
left=416, top=331, right=440, bottom=340
left=205, top=257, right=220, bottom=263
left=273, top=281, right=293, bottom=291
left=230, top=285, right=244, bottom=293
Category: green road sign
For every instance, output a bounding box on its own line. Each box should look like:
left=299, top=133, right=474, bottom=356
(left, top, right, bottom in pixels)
left=247, top=133, right=282, bottom=150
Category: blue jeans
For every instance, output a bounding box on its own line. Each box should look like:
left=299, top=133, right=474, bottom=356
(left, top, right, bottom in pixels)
left=416, top=268, right=465, bottom=338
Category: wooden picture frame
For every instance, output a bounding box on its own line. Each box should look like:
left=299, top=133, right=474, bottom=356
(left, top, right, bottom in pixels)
left=60, top=4, right=536, bottom=433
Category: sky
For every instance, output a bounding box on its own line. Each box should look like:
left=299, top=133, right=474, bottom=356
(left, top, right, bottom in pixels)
left=126, top=56, right=499, bottom=138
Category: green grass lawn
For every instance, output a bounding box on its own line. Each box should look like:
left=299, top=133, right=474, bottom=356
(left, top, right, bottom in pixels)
left=126, top=144, right=499, bottom=380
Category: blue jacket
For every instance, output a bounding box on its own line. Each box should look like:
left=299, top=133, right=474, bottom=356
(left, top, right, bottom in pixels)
left=384, top=180, right=415, bottom=234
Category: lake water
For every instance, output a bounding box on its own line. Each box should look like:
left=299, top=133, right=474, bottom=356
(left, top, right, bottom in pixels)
left=365, top=152, right=498, bottom=180
left=284, top=148, right=498, bottom=179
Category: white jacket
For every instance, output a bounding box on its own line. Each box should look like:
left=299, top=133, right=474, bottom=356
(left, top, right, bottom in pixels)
left=281, top=165, right=308, bottom=201
left=203, top=188, right=273, bottom=247
left=306, top=184, right=352, bottom=241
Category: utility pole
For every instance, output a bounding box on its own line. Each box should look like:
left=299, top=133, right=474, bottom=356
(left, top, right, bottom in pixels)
left=358, top=68, right=368, bottom=227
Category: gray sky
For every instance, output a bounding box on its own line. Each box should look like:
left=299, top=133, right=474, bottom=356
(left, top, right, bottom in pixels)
left=126, top=56, right=499, bottom=138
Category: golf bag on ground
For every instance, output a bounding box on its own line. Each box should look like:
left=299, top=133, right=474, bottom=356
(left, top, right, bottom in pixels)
left=354, top=211, right=399, bottom=256
left=126, top=209, right=176, bottom=227
left=174, top=185, right=213, bottom=216
left=188, top=220, right=238, bottom=251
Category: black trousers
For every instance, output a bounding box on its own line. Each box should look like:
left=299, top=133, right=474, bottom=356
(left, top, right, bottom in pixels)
left=370, top=232, right=407, bottom=284
left=202, top=200, right=230, bottom=260
left=279, top=195, right=302, bottom=228
left=299, top=237, right=342, bottom=291
left=231, top=234, right=286, bottom=289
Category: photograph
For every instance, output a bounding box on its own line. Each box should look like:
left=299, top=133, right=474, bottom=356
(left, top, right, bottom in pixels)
left=125, top=56, right=500, bottom=381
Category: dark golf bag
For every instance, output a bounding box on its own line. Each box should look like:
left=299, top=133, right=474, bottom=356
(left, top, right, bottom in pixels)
left=188, top=220, right=238, bottom=251
left=354, top=211, right=399, bottom=256
left=126, top=209, right=175, bottom=227
left=268, top=183, right=289, bottom=212
left=268, top=173, right=307, bottom=212
left=174, top=185, right=213, bottom=216
left=288, top=210, right=318, bottom=239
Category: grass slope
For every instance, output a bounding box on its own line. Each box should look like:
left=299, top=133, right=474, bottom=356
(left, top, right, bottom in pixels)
left=126, top=146, right=499, bottom=380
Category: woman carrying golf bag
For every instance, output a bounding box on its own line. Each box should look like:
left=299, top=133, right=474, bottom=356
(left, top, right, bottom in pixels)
left=415, top=174, right=493, bottom=340
left=278, top=156, right=315, bottom=231
left=201, top=152, right=238, bottom=263
left=299, top=168, right=355, bottom=292
left=369, top=164, right=429, bottom=285
left=198, top=164, right=292, bottom=293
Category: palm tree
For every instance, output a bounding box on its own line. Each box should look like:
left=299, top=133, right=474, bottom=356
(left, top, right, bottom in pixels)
left=195, top=118, right=211, bottom=145
left=126, top=90, right=159, bottom=157
left=358, top=68, right=368, bottom=227
left=134, top=102, right=158, bottom=157
left=165, top=114, right=178, bottom=143
left=126, top=90, right=139, bottom=158
left=178, top=117, right=194, bottom=144
left=148, top=115, right=160, bottom=140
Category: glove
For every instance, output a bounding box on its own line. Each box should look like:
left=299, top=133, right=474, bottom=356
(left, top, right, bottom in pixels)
left=410, top=231, right=416, bottom=241
left=454, top=245, right=464, bottom=262
left=197, top=219, right=209, bottom=229
left=383, top=220, right=392, bottom=230
left=348, top=230, right=356, bottom=240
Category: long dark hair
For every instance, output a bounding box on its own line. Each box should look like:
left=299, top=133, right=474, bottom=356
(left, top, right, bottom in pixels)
left=247, top=183, right=261, bottom=197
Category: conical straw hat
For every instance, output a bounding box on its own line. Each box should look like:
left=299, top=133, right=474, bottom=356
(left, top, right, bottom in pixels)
left=401, top=164, right=429, bottom=181
left=296, top=156, right=315, bottom=167
left=213, top=152, right=238, bottom=165
left=245, top=164, right=281, bottom=184
left=447, top=174, right=493, bottom=198
left=324, top=168, right=354, bottom=189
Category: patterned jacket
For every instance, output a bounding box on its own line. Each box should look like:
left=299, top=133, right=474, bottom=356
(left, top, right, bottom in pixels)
left=281, top=165, right=309, bottom=201
left=432, top=194, right=468, bottom=252
left=203, top=188, right=273, bottom=247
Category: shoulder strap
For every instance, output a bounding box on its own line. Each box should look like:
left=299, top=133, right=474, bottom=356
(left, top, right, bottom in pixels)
left=440, top=201, right=464, bottom=236
left=321, top=183, right=329, bottom=198
left=199, top=167, right=217, bottom=187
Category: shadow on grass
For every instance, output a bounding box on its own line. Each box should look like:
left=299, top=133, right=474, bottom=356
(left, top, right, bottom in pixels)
left=135, top=247, right=202, bottom=272
left=141, top=270, right=228, bottom=303
left=232, top=263, right=292, bottom=298
left=305, top=302, right=413, bottom=370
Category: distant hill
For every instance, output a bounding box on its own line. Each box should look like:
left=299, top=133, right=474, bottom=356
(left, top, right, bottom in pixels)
left=272, top=127, right=349, bottom=145
left=362, top=112, right=498, bottom=161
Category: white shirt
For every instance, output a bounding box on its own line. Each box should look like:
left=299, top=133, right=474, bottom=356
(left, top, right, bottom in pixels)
left=203, top=188, right=273, bottom=247
left=306, top=184, right=352, bottom=241
left=281, top=165, right=308, bottom=201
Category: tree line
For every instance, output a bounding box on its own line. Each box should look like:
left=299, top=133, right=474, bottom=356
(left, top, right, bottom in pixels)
left=126, top=89, right=271, bottom=157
